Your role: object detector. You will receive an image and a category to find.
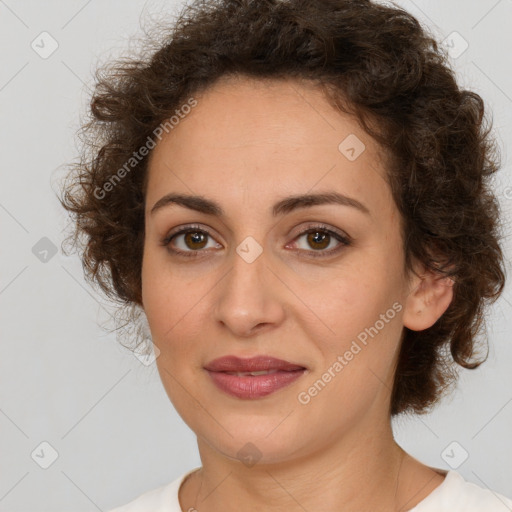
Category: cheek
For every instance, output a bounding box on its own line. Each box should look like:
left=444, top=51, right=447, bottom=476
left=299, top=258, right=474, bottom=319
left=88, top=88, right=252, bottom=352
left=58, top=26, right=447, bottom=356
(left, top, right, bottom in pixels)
left=141, top=248, right=181, bottom=343
left=141, top=250, right=214, bottom=355
left=298, top=256, right=403, bottom=356
left=295, top=269, right=404, bottom=425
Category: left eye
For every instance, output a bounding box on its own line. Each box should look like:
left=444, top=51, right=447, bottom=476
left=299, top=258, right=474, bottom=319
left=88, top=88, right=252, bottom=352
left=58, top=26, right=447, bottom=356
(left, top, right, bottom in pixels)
left=288, top=227, right=351, bottom=257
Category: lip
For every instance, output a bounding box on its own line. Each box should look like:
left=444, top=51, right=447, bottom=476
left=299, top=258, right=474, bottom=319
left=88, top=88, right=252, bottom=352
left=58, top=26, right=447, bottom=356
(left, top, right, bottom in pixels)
left=204, top=355, right=307, bottom=399
left=204, top=355, right=306, bottom=372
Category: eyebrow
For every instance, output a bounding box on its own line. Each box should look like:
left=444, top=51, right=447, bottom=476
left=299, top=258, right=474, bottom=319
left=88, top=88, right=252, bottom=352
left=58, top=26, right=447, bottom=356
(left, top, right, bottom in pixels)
left=150, top=191, right=370, bottom=217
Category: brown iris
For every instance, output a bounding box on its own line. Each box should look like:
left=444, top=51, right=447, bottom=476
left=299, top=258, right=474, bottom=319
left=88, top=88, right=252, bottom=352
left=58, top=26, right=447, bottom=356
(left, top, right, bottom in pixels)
left=307, top=231, right=330, bottom=250
left=185, top=231, right=208, bottom=250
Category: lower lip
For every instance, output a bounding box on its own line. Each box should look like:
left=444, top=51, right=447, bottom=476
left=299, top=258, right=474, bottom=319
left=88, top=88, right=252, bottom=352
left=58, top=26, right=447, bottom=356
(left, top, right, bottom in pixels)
left=205, top=369, right=306, bottom=399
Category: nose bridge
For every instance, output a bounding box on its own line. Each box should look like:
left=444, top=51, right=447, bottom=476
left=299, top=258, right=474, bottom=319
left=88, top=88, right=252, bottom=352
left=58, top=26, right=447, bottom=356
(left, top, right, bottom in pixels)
left=212, top=237, right=285, bottom=336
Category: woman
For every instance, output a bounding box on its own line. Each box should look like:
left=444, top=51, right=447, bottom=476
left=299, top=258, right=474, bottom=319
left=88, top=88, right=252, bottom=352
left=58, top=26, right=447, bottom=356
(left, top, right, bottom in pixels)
left=60, top=0, right=512, bottom=510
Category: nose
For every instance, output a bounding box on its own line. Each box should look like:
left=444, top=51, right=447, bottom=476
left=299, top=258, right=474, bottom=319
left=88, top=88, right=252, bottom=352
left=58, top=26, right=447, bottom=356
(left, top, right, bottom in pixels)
left=212, top=243, right=286, bottom=338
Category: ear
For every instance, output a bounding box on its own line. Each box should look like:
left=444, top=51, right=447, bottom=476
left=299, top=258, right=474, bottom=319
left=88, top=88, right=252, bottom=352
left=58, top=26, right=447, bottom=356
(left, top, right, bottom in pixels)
left=402, top=262, right=455, bottom=331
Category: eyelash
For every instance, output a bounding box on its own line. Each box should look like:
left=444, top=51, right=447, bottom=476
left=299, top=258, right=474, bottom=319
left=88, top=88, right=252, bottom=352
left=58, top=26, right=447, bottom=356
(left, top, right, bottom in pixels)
left=161, top=223, right=352, bottom=260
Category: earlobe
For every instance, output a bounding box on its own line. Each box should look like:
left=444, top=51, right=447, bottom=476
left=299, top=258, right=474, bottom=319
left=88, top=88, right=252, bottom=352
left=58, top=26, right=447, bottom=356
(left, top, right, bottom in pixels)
left=403, top=269, right=455, bottom=332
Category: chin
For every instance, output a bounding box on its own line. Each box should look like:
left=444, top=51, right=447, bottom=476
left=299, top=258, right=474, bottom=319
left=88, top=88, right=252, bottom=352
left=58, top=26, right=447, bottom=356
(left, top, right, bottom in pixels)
left=218, top=440, right=303, bottom=468
left=195, top=417, right=312, bottom=467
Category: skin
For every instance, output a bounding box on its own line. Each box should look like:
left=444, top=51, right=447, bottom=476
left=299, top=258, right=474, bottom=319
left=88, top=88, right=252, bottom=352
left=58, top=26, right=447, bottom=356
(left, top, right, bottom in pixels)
left=141, top=74, right=454, bottom=512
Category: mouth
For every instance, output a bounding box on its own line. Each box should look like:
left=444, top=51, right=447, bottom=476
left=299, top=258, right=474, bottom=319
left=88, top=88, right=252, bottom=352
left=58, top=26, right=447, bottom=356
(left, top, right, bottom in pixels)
left=204, top=355, right=307, bottom=399
left=223, top=369, right=285, bottom=376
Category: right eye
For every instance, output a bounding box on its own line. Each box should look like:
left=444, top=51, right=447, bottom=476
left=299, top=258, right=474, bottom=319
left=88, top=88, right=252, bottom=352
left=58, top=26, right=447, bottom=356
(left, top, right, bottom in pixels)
left=162, top=224, right=222, bottom=258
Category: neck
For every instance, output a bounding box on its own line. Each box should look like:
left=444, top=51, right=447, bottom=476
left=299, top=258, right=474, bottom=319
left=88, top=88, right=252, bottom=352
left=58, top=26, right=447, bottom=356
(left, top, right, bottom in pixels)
left=179, top=413, right=442, bottom=512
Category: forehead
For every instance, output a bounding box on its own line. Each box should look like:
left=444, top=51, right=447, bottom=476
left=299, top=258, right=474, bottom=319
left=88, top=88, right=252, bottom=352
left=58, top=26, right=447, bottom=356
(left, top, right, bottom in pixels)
left=153, top=75, right=377, bottom=154
left=145, top=75, right=393, bottom=219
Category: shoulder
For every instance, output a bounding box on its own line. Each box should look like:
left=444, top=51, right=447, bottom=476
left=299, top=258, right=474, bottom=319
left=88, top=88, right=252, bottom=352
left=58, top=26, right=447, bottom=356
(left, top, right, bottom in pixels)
left=105, top=468, right=199, bottom=512
left=412, top=470, right=512, bottom=512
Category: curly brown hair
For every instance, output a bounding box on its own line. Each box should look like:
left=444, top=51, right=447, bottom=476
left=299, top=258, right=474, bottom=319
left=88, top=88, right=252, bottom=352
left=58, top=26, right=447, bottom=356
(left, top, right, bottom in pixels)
left=59, top=0, right=506, bottom=416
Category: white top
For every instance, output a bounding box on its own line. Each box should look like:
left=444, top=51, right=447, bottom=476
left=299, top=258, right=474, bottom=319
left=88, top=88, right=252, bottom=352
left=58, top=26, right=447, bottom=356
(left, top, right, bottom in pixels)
left=107, top=467, right=512, bottom=512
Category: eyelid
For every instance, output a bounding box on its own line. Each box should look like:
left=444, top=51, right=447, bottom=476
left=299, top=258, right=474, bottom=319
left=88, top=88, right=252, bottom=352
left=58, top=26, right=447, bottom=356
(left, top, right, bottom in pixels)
left=162, top=222, right=217, bottom=242
left=290, top=223, right=351, bottom=242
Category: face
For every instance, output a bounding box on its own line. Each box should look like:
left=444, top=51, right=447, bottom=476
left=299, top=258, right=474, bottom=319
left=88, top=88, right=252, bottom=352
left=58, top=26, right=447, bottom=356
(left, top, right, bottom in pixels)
left=141, top=75, right=416, bottom=464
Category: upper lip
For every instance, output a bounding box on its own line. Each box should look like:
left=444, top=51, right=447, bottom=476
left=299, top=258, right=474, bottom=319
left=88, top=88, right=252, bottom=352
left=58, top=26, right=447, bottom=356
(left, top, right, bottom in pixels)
left=204, top=355, right=306, bottom=372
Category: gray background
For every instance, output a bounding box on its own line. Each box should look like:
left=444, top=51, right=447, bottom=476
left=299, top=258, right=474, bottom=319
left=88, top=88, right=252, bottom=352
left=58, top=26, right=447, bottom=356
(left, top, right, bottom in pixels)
left=0, top=0, right=511, bottom=510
